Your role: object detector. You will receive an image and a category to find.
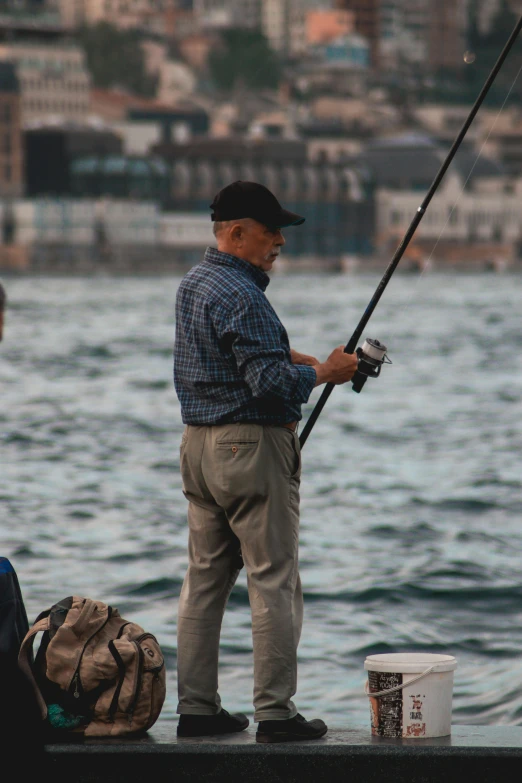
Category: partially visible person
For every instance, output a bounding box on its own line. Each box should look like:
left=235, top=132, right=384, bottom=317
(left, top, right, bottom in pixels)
left=0, top=282, right=5, bottom=342
left=173, top=181, right=358, bottom=743
left=0, top=558, right=44, bottom=749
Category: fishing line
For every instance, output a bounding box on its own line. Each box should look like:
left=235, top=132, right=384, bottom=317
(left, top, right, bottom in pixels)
left=299, top=13, right=522, bottom=448
left=383, top=57, right=522, bottom=361
left=420, top=59, right=522, bottom=276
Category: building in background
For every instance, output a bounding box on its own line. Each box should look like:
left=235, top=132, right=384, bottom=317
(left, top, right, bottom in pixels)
left=379, top=0, right=468, bottom=71
left=427, top=0, right=467, bottom=72
left=153, top=135, right=376, bottom=260
left=53, top=0, right=85, bottom=29
left=381, top=0, right=427, bottom=67
left=0, top=2, right=62, bottom=35
left=412, top=104, right=483, bottom=145
left=157, top=60, right=197, bottom=105
left=69, top=154, right=170, bottom=203
left=476, top=107, right=522, bottom=178
left=0, top=62, right=24, bottom=199
left=52, top=0, right=192, bottom=34
left=0, top=35, right=91, bottom=126
left=262, top=0, right=308, bottom=56
left=89, top=88, right=209, bottom=149
left=60, top=0, right=179, bottom=33
left=321, top=33, right=369, bottom=68
left=0, top=59, right=25, bottom=273
left=0, top=0, right=61, bottom=22
left=365, top=134, right=519, bottom=268
left=306, top=9, right=355, bottom=45
left=8, top=197, right=162, bottom=274
left=333, top=0, right=380, bottom=67
left=379, top=0, right=400, bottom=66
left=25, top=125, right=123, bottom=196
left=194, top=0, right=262, bottom=29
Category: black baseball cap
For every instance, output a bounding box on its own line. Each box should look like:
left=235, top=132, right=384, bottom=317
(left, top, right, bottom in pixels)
left=210, top=181, right=305, bottom=228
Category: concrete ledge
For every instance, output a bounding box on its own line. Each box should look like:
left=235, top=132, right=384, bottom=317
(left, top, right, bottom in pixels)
left=40, top=725, right=522, bottom=783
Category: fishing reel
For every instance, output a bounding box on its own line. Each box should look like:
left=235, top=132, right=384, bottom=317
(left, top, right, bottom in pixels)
left=351, top=338, right=391, bottom=393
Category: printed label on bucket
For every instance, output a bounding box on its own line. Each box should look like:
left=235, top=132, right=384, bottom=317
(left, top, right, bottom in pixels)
left=406, top=691, right=427, bottom=737
left=368, top=671, right=402, bottom=737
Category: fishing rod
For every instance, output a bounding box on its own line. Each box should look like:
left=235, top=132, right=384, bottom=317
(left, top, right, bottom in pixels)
left=299, top=13, right=522, bottom=450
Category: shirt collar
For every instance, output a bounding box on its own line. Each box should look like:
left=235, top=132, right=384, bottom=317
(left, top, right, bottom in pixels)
left=204, top=247, right=270, bottom=291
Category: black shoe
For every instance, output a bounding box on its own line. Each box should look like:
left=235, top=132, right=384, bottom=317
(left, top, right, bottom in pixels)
left=256, top=713, right=328, bottom=743
left=177, top=708, right=249, bottom=737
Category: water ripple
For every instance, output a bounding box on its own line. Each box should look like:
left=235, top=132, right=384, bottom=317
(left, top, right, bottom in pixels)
left=2, top=273, right=522, bottom=726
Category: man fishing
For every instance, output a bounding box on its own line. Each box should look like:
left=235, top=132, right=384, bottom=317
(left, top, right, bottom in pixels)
left=173, top=180, right=357, bottom=743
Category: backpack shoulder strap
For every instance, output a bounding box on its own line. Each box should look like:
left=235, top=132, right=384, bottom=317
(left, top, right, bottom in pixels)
left=17, top=617, right=51, bottom=720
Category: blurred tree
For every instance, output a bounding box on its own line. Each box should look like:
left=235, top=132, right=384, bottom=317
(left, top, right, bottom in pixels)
left=466, top=0, right=481, bottom=54
left=485, top=0, right=519, bottom=50
left=461, top=0, right=522, bottom=105
left=77, top=23, right=158, bottom=97
left=208, top=29, right=281, bottom=92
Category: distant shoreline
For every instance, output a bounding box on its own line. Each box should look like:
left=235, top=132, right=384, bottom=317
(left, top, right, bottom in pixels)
left=1, top=246, right=521, bottom=277
left=2, top=262, right=522, bottom=277
left=0, top=263, right=522, bottom=280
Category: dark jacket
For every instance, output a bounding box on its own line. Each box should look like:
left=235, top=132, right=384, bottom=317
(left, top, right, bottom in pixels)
left=0, top=558, right=43, bottom=746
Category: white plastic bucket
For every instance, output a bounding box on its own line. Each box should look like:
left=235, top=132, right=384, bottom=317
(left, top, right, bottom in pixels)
left=364, top=653, right=457, bottom=738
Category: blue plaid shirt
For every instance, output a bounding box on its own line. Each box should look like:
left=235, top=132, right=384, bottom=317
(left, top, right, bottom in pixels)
left=174, top=247, right=317, bottom=425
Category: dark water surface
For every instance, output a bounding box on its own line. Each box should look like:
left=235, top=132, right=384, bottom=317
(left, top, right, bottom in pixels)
left=1, top=272, right=522, bottom=728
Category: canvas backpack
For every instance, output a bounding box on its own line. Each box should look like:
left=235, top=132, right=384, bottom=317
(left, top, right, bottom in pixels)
left=18, top=595, right=166, bottom=737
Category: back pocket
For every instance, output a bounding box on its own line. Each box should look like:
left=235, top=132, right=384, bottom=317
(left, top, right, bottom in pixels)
left=214, top=439, right=262, bottom=498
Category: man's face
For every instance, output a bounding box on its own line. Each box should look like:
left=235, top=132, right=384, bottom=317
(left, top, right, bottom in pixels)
left=240, top=220, right=286, bottom=272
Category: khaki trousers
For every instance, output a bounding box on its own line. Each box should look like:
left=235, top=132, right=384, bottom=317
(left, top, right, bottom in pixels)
left=177, top=422, right=303, bottom=721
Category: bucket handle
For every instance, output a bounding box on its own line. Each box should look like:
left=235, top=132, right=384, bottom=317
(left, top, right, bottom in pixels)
left=365, top=665, right=437, bottom=698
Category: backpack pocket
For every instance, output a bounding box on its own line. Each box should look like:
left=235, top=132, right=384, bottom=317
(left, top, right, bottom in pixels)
left=45, top=599, right=113, bottom=693
left=126, top=634, right=165, bottom=723
left=93, top=633, right=164, bottom=725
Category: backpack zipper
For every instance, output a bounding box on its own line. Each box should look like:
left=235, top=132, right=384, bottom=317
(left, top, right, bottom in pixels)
left=107, top=640, right=127, bottom=721
left=106, top=623, right=143, bottom=721
left=127, top=641, right=145, bottom=724
left=146, top=670, right=162, bottom=731
left=127, top=639, right=164, bottom=725
left=69, top=606, right=113, bottom=702
left=117, top=622, right=131, bottom=639
left=135, top=632, right=158, bottom=644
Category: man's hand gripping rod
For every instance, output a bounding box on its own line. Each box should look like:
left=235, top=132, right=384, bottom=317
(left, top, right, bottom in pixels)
left=299, top=13, right=522, bottom=450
